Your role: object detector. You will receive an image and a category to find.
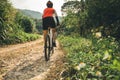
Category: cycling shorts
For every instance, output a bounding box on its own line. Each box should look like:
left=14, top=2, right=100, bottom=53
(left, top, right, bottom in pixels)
left=42, top=17, right=56, bottom=30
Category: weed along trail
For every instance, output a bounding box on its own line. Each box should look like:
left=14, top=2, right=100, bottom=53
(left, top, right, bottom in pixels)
left=0, top=38, right=65, bottom=80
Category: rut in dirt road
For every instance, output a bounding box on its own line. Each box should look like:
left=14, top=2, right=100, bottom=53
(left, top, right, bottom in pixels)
left=3, top=56, right=50, bottom=80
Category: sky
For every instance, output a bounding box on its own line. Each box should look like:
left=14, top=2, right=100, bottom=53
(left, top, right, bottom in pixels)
left=9, top=0, right=65, bottom=16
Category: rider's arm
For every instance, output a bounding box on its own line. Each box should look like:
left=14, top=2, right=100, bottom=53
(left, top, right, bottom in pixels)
left=54, top=10, right=60, bottom=26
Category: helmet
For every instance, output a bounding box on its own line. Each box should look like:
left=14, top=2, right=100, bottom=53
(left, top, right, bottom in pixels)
left=46, top=0, right=53, bottom=8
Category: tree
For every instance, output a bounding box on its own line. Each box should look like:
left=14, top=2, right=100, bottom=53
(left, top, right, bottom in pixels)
left=0, top=0, right=17, bottom=41
left=86, top=0, right=120, bottom=37
left=62, top=0, right=120, bottom=38
left=62, top=1, right=81, bottom=14
left=61, top=0, right=87, bottom=36
left=19, top=16, right=36, bottom=33
left=86, top=0, right=120, bottom=26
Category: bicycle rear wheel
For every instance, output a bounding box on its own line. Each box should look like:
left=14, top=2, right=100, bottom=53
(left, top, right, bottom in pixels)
left=44, top=35, right=50, bottom=61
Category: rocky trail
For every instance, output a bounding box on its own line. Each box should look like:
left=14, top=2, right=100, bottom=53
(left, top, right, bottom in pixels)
left=0, top=38, right=66, bottom=80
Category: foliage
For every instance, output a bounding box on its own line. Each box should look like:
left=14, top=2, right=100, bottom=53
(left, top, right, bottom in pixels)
left=0, top=0, right=17, bottom=41
left=0, top=0, right=16, bottom=23
left=17, top=9, right=43, bottom=34
left=0, top=22, right=40, bottom=45
left=86, top=0, right=120, bottom=38
left=0, top=0, right=41, bottom=45
left=61, top=12, right=80, bottom=36
left=34, top=19, right=42, bottom=34
left=62, top=0, right=81, bottom=13
left=58, top=35, right=120, bottom=80
left=60, top=0, right=120, bottom=79
left=5, top=30, right=40, bottom=44
left=86, top=0, right=120, bottom=26
left=15, top=11, right=37, bottom=33
left=61, top=0, right=120, bottom=38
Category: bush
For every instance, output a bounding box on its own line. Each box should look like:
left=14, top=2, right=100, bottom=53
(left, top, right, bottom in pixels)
left=0, top=30, right=40, bottom=45
left=58, top=35, right=120, bottom=80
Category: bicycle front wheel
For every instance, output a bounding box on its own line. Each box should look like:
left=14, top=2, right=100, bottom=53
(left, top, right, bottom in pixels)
left=44, top=35, right=50, bottom=61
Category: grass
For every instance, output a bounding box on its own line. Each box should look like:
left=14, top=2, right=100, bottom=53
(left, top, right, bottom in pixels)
left=58, top=35, right=120, bottom=80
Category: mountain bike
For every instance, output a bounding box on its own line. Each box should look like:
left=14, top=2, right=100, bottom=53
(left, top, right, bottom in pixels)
left=44, top=28, right=54, bottom=61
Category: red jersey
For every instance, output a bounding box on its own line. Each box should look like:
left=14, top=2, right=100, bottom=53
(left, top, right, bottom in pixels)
left=42, top=8, right=55, bottom=18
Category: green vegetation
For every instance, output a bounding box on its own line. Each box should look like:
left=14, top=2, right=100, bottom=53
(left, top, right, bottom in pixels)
left=58, top=35, right=120, bottom=80
left=15, top=11, right=37, bottom=33
left=61, top=0, right=120, bottom=38
left=59, top=0, right=120, bottom=79
left=0, top=0, right=41, bottom=45
left=1, top=30, right=40, bottom=45
left=19, top=9, right=43, bottom=33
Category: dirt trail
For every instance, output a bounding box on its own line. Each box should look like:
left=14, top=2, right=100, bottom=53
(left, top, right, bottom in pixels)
left=0, top=38, right=65, bottom=80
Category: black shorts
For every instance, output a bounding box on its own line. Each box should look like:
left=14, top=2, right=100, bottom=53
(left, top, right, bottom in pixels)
left=42, top=17, right=56, bottom=30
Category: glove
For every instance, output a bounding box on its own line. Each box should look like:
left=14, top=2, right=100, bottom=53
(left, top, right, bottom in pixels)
left=55, top=16, right=60, bottom=26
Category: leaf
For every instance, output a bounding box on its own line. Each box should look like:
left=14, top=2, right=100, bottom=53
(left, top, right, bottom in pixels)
left=103, top=50, right=111, bottom=60
left=113, top=59, right=120, bottom=67
left=110, top=59, right=120, bottom=71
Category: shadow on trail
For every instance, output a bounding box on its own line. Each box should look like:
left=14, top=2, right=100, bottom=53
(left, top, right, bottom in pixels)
left=3, top=56, right=50, bottom=80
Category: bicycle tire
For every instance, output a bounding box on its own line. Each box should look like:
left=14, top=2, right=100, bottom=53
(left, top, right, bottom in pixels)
left=51, top=38, right=54, bottom=54
left=44, top=35, right=50, bottom=61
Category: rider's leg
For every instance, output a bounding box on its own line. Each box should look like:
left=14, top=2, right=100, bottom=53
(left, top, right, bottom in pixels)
left=43, top=30, right=48, bottom=47
left=52, top=28, right=56, bottom=46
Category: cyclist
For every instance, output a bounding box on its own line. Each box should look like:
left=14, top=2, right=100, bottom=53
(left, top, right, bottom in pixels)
left=42, top=0, right=59, bottom=47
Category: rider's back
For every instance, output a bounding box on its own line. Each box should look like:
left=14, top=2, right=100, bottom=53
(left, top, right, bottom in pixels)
left=42, top=8, right=55, bottom=18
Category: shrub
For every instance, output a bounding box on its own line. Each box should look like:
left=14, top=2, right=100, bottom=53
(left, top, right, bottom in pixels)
left=58, top=35, right=120, bottom=80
